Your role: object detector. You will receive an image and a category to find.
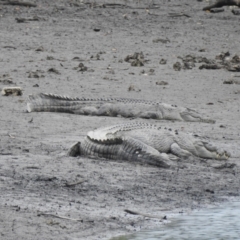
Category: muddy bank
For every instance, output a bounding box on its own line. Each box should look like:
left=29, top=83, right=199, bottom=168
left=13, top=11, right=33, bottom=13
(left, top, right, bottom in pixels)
left=0, top=1, right=240, bottom=239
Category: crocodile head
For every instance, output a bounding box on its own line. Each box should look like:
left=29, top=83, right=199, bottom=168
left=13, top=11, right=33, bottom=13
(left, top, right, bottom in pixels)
left=195, top=141, right=230, bottom=160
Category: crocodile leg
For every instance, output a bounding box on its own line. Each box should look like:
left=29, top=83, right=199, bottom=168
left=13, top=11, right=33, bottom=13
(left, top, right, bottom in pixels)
left=118, top=137, right=170, bottom=168
left=170, top=141, right=230, bottom=160
left=170, top=142, right=193, bottom=159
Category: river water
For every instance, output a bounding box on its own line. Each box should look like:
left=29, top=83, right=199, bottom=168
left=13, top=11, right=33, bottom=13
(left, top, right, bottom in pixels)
left=113, top=201, right=240, bottom=240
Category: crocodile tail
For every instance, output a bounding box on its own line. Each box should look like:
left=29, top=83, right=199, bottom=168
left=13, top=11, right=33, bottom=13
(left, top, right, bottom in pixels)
left=79, top=136, right=170, bottom=168
left=27, top=93, right=80, bottom=113
left=80, top=137, right=122, bottom=160
left=67, top=142, right=81, bottom=157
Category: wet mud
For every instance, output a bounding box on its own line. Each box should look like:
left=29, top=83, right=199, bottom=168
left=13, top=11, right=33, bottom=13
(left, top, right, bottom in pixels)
left=0, top=1, right=240, bottom=239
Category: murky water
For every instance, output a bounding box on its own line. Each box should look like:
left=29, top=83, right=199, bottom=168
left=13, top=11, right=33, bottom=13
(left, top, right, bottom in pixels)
left=113, top=202, right=240, bottom=240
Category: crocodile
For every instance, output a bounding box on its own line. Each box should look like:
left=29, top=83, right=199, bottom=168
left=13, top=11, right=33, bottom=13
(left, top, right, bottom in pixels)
left=27, top=93, right=215, bottom=123
left=67, top=122, right=230, bottom=168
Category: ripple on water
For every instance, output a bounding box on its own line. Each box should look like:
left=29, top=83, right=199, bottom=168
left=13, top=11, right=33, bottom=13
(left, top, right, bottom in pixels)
left=113, top=202, right=240, bottom=240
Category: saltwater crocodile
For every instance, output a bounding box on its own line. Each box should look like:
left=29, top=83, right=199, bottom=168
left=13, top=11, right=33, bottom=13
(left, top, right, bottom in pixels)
left=67, top=122, right=230, bottom=168
left=27, top=93, right=215, bottom=123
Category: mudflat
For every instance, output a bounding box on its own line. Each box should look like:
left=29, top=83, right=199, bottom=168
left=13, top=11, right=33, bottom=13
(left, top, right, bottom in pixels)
left=0, top=1, right=240, bottom=239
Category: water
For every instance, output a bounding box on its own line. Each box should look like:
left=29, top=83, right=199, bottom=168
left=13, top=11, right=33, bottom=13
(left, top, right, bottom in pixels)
left=113, top=202, right=240, bottom=240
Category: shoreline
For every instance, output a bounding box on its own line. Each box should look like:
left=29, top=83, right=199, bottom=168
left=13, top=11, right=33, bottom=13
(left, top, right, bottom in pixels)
left=112, top=199, right=240, bottom=240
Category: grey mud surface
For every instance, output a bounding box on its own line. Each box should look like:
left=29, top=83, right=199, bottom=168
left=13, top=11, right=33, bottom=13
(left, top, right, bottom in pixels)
left=0, top=1, right=240, bottom=239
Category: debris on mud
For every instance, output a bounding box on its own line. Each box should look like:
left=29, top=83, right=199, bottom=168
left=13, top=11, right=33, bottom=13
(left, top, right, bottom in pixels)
left=35, top=46, right=46, bottom=52
left=152, top=38, right=170, bottom=44
left=125, top=52, right=145, bottom=67
left=210, top=8, right=225, bottom=13
left=213, top=162, right=237, bottom=170
left=156, top=81, right=168, bottom=85
left=15, top=16, right=44, bottom=23
left=90, top=52, right=105, bottom=61
left=173, top=62, right=182, bottom=71
left=203, top=0, right=240, bottom=11
left=159, top=59, right=167, bottom=65
left=0, top=74, right=13, bottom=84
left=2, top=0, right=37, bottom=7
left=232, top=9, right=240, bottom=15
left=46, top=56, right=55, bottom=60
left=178, top=54, right=215, bottom=65
left=223, top=78, right=240, bottom=84
left=199, top=64, right=222, bottom=70
left=182, top=61, right=195, bottom=70
left=174, top=52, right=240, bottom=72
left=131, top=59, right=144, bottom=67
left=106, top=68, right=115, bottom=74
left=168, top=12, right=191, bottom=18
left=48, top=68, right=60, bottom=75
left=73, top=63, right=88, bottom=72
left=1, top=86, right=22, bottom=96
left=28, top=70, right=45, bottom=78
left=128, top=84, right=141, bottom=92
left=215, top=51, right=230, bottom=61
left=124, top=209, right=166, bottom=220
left=72, top=56, right=85, bottom=62
left=140, top=69, right=155, bottom=76
left=90, top=53, right=101, bottom=60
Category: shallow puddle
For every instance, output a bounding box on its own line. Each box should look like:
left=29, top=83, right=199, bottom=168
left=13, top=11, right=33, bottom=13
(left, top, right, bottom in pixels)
left=112, top=201, right=240, bottom=240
